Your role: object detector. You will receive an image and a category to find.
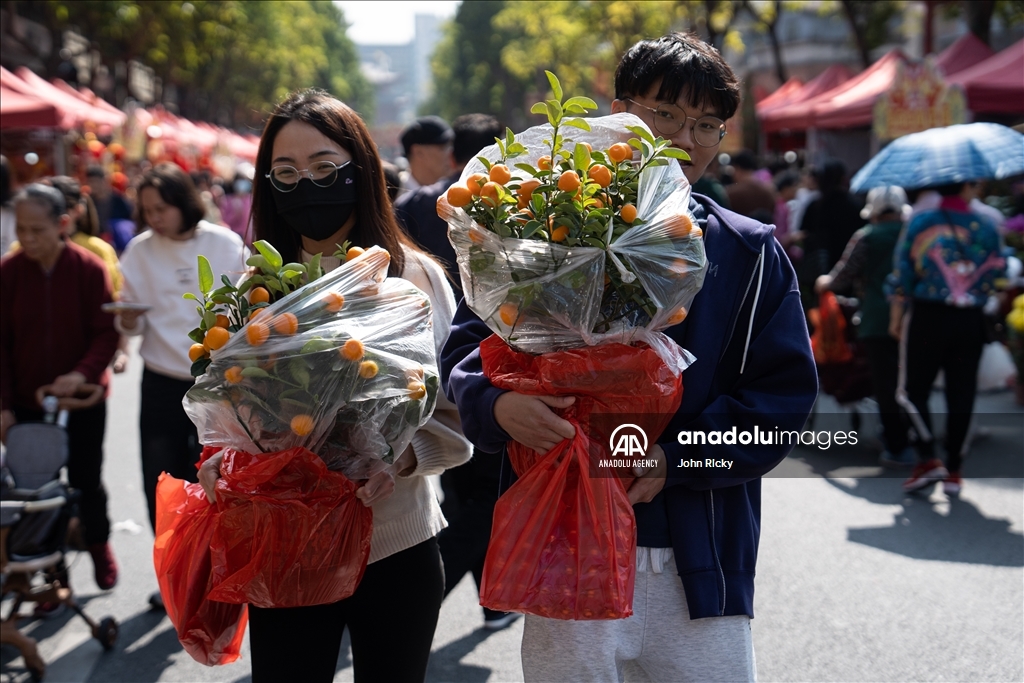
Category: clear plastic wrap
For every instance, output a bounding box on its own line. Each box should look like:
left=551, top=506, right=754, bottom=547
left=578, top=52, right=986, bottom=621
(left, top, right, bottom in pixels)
left=438, top=113, right=707, bottom=355
left=183, top=246, right=440, bottom=481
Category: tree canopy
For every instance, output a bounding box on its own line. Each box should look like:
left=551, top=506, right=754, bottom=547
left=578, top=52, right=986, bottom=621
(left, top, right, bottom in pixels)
left=19, top=0, right=371, bottom=128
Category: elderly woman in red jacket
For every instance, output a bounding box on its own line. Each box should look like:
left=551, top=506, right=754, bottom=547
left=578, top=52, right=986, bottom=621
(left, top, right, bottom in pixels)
left=0, top=183, right=120, bottom=591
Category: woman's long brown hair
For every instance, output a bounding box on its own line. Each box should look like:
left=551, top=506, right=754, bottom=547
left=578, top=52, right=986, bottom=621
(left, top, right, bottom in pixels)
left=251, top=89, right=420, bottom=276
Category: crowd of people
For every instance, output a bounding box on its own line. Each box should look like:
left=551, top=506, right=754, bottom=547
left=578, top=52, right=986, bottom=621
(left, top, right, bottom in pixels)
left=0, top=28, right=1021, bottom=683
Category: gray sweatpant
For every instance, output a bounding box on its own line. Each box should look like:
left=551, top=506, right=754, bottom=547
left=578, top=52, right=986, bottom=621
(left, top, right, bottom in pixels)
left=520, top=547, right=756, bottom=683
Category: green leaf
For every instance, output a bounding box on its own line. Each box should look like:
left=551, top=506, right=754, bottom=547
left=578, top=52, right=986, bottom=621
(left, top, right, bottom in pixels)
left=521, top=220, right=544, bottom=238
left=188, top=327, right=205, bottom=344
left=506, top=127, right=515, bottom=147
left=190, top=357, right=212, bottom=378
left=564, top=96, right=598, bottom=110
left=475, top=155, right=493, bottom=171
left=545, top=99, right=563, bottom=126
left=563, top=118, right=591, bottom=131
left=515, top=163, right=539, bottom=176
left=246, top=254, right=268, bottom=269
left=545, top=70, right=563, bottom=101
left=530, top=102, right=548, bottom=116
left=203, top=309, right=218, bottom=329
left=307, top=253, right=322, bottom=281
left=240, top=366, right=271, bottom=379
left=301, top=338, right=336, bottom=354
left=626, top=125, right=656, bottom=145
left=281, top=262, right=307, bottom=274
left=197, top=255, right=214, bottom=295
left=506, top=143, right=526, bottom=156
left=573, top=143, right=591, bottom=173
left=183, top=292, right=199, bottom=302
left=221, top=274, right=233, bottom=287
left=660, top=147, right=692, bottom=161
left=211, top=294, right=233, bottom=305
left=254, top=240, right=283, bottom=270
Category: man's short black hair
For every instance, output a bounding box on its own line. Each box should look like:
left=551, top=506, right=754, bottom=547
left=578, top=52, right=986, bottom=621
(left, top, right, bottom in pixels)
left=934, top=181, right=967, bottom=197
left=615, top=32, right=741, bottom=120
left=85, top=164, right=106, bottom=179
left=452, top=114, right=503, bottom=166
left=732, top=150, right=759, bottom=171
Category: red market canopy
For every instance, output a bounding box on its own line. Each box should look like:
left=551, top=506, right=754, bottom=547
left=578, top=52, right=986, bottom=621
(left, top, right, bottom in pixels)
left=755, top=78, right=803, bottom=113
left=934, top=32, right=995, bottom=76
left=52, top=79, right=128, bottom=123
left=761, top=50, right=907, bottom=132
left=14, top=66, right=125, bottom=131
left=758, top=64, right=855, bottom=130
left=947, top=38, right=1024, bottom=116
left=0, top=83, right=59, bottom=129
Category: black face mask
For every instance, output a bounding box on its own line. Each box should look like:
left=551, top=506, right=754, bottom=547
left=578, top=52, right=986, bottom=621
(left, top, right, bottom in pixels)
left=271, top=163, right=357, bottom=241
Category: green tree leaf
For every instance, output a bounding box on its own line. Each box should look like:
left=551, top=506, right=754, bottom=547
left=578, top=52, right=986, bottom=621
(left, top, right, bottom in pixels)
left=545, top=70, right=563, bottom=101
left=254, top=240, right=283, bottom=270
left=197, top=255, right=214, bottom=295
left=563, top=118, right=591, bottom=131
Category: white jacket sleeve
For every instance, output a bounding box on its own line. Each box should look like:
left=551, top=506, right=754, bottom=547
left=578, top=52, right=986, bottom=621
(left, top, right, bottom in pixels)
left=401, top=250, right=472, bottom=477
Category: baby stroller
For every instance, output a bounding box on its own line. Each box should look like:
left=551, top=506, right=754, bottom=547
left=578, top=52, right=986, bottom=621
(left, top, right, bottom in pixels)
left=1, top=386, right=118, bottom=682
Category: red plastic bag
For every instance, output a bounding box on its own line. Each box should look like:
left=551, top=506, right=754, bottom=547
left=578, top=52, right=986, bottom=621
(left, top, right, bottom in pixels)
left=479, top=335, right=683, bottom=619
left=154, top=447, right=373, bottom=665
left=810, top=291, right=853, bottom=365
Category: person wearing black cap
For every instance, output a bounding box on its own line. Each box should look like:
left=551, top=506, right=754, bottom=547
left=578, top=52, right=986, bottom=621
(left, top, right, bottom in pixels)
left=399, top=115, right=454, bottom=194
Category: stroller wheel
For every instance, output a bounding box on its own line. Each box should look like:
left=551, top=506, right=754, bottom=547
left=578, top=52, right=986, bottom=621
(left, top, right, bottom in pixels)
left=94, top=616, right=118, bottom=651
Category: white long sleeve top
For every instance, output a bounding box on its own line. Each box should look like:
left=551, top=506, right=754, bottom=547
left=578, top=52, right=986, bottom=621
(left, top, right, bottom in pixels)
left=308, top=246, right=472, bottom=563
left=116, top=221, right=248, bottom=380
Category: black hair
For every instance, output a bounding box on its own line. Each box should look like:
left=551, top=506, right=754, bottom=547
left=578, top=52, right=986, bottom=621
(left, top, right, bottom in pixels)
left=381, top=161, right=401, bottom=203
left=452, top=114, right=503, bottom=166
left=135, top=162, right=206, bottom=233
left=935, top=181, right=966, bottom=197
left=85, top=164, right=105, bottom=179
left=14, top=183, right=66, bottom=220
left=817, top=159, right=848, bottom=195
left=732, top=150, right=759, bottom=171
left=0, top=155, right=11, bottom=206
left=42, top=176, right=99, bottom=236
left=252, top=88, right=424, bottom=276
left=615, top=32, right=741, bottom=120
left=775, top=170, right=800, bottom=193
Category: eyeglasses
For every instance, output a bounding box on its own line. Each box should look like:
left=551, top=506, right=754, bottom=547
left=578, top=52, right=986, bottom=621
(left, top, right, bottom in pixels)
left=266, top=160, right=350, bottom=192
left=624, top=99, right=726, bottom=148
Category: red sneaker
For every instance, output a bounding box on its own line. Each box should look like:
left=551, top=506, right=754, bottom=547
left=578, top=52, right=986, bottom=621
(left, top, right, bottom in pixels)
left=88, top=542, right=119, bottom=590
left=943, top=471, right=962, bottom=496
left=902, top=458, right=948, bottom=493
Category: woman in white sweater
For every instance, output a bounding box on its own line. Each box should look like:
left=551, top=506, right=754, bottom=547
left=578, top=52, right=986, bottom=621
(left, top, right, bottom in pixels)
left=115, top=165, right=247, bottom=609
left=197, top=89, right=471, bottom=683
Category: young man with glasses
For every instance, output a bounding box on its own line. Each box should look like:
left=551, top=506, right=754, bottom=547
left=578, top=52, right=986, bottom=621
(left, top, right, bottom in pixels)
left=442, top=33, right=816, bottom=681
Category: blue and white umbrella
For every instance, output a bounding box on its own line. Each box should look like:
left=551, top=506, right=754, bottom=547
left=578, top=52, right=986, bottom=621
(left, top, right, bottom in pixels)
left=851, top=122, right=1024, bottom=193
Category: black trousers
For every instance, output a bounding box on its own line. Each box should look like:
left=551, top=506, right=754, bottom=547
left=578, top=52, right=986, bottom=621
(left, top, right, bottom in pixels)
left=903, top=300, right=985, bottom=473
left=140, top=369, right=202, bottom=531
left=863, top=336, right=910, bottom=453
left=14, top=402, right=110, bottom=545
left=248, top=536, right=445, bottom=683
left=438, top=463, right=503, bottom=619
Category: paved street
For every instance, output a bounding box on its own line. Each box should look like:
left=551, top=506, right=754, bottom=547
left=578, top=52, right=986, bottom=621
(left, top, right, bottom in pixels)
left=2, top=340, right=1022, bottom=683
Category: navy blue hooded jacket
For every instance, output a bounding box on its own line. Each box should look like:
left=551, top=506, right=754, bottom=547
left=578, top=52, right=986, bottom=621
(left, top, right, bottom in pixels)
left=440, top=195, right=818, bottom=620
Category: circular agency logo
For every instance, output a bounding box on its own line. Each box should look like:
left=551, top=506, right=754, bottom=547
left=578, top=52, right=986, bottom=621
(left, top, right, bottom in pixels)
left=609, top=423, right=648, bottom=458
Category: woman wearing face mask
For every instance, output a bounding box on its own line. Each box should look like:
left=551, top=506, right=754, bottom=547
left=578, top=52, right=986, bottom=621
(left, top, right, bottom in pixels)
left=197, top=89, right=471, bottom=683
left=114, top=164, right=248, bottom=608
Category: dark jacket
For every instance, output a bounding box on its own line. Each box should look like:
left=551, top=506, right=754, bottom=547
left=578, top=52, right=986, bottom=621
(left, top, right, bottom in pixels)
left=826, top=220, right=904, bottom=339
left=440, top=195, right=818, bottom=619
left=1, top=241, right=118, bottom=411
left=394, top=172, right=462, bottom=297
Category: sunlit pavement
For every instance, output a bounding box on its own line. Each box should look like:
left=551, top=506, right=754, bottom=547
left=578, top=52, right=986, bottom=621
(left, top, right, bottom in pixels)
left=2, top=340, right=1020, bottom=682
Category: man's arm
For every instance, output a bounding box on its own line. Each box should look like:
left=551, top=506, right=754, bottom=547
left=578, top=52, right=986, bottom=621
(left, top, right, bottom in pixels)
left=661, top=239, right=818, bottom=491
